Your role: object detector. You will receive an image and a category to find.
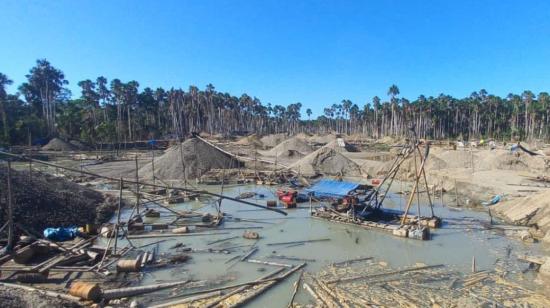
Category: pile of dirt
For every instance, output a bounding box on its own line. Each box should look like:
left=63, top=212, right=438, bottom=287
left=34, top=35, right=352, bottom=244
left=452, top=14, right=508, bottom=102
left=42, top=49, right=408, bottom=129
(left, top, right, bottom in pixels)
left=139, top=137, right=243, bottom=179
left=0, top=167, right=117, bottom=234
left=308, top=134, right=337, bottom=145
left=41, top=138, right=77, bottom=151
left=493, top=189, right=550, bottom=233
left=323, top=139, right=359, bottom=153
left=290, top=147, right=362, bottom=177
left=234, top=134, right=263, bottom=147
left=260, top=133, right=288, bottom=148
left=261, top=137, right=313, bottom=157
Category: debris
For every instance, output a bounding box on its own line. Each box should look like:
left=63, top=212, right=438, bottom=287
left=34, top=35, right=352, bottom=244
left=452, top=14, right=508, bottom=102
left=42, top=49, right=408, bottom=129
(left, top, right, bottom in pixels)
left=243, top=230, right=260, bottom=239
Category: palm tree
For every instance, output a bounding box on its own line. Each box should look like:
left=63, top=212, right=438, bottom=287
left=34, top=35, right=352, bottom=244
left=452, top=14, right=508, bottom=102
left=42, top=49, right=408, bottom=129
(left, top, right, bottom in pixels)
left=387, top=85, right=400, bottom=135
left=0, top=73, right=13, bottom=143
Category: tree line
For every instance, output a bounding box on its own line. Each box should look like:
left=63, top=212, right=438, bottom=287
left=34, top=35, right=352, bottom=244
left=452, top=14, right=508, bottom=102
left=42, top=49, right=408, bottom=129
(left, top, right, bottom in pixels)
left=0, top=59, right=549, bottom=147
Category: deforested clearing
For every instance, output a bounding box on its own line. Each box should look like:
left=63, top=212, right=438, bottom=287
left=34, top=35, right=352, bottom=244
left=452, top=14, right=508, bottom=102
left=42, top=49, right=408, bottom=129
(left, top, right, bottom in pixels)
left=139, top=137, right=243, bottom=180
left=290, top=146, right=362, bottom=176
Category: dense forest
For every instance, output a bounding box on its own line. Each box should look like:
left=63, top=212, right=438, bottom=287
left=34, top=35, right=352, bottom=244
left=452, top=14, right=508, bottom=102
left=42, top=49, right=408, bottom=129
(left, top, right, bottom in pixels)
left=1, top=59, right=549, bottom=146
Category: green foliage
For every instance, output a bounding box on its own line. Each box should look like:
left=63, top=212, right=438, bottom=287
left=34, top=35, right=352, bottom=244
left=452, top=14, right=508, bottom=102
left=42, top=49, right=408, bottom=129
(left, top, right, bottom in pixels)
left=2, top=60, right=550, bottom=146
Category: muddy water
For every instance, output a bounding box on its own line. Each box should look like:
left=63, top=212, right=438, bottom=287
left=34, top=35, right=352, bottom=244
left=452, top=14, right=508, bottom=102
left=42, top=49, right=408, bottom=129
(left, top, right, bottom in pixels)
left=108, top=182, right=544, bottom=307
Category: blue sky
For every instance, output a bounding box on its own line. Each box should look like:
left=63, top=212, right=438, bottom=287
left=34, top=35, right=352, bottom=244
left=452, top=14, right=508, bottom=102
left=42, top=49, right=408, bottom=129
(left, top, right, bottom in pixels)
left=1, top=0, right=550, bottom=116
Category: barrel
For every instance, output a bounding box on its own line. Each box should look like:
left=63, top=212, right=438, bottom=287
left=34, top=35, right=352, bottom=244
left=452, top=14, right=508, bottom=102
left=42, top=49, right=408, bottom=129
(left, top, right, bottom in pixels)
left=117, top=259, right=142, bottom=272
left=13, top=244, right=37, bottom=264
left=172, top=226, right=189, bottom=234
left=69, top=281, right=102, bottom=301
left=266, top=200, right=277, bottom=207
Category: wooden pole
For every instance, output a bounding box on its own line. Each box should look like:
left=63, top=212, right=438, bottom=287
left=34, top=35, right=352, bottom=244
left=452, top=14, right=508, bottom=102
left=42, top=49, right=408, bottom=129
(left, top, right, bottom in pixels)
left=113, top=177, right=123, bottom=255
left=151, top=147, right=156, bottom=186
left=28, top=159, right=32, bottom=183
left=204, top=268, right=286, bottom=308
left=179, top=141, right=187, bottom=188
left=471, top=255, right=476, bottom=273
left=412, top=145, right=422, bottom=221
left=135, top=156, right=140, bottom=215
left=6, top=161, right=15, bottom=251
left=401, top=144, right=430, bottom=225
left=416, top=146, right=435, bottom=217
left=287, top=270, right=303, bottom=308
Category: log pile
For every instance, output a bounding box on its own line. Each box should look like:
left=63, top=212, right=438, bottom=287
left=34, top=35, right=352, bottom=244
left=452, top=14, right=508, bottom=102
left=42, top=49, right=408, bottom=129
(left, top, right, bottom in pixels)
left=300, top=257, right=550, bottom=307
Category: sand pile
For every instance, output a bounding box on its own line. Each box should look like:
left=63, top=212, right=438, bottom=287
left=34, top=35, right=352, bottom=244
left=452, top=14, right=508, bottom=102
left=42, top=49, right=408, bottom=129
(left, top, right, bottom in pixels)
left=41, top=138, right=77, bottom=151
left=139, top=138, right=243, bottom=179
left=494, top=189, right=550, bottom=233
left=0, top=167, right=117, bottom=234
left=290, top=147, right=362, bottom=177
left=261, top=136, right=313, bottom=157
left=235, top=134, right=262, bottom=147
left=323, top=139, right=359, bottom=153
left=309, top=134, right=337, bottom=145
left=260, top=133, right=287, bottom=148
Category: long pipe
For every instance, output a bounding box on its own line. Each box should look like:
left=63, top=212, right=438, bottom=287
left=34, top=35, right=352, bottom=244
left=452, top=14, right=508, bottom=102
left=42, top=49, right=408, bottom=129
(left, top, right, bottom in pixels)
left=0, top=150, right=287, bottom=216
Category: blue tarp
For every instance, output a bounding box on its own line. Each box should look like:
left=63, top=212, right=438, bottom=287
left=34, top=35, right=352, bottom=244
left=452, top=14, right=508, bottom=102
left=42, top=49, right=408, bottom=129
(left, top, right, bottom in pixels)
left=43, top=227, right=80, bottom=241
left=304, top=179, right=360, bottom=198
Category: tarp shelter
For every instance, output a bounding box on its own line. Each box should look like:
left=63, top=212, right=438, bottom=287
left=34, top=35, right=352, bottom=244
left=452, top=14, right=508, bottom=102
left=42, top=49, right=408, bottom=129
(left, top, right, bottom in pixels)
left=304, top=179, right=360, bottom=198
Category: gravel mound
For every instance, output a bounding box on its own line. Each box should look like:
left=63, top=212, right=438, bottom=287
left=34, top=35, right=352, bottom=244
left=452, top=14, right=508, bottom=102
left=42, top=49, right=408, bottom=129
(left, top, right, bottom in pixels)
left=323, top=139, right=359, bottom=153
left=0, top=167, right=117, bottom=234
left=139, top=138, right=243, bottom=179
left=290, top=147, right=362, bottom=177
left=494, top=189, right=550, bottom=233
left=261, top=137, right=313, bottom=157
left=260, top=133, right=288, bottom=148
left=308, top=134, right=337, bottom=145
left=235, top=134, right=262, bottom=147
left=41, top=138, right=77, bottom=151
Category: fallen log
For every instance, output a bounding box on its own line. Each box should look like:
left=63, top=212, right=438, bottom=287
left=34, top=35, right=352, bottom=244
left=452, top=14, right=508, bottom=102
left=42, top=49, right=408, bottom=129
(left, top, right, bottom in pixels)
left=287, top=271, right=303, bottom=308
left=204, top=268, right=286, bottom=308
left=247, top=259, right=294, bottom=268
left=326, top=264, right=445, bottom=284
left=266, top=238, right=331, bottom=246
left=126, top=231, right=229, bottom=239
left=102, top=280, right=191, bottom=300
left=149, top=291, right=223, bottom=308
left=303, top=282, right=327, bottom=307
left=226, top=263, right=306, bottom=307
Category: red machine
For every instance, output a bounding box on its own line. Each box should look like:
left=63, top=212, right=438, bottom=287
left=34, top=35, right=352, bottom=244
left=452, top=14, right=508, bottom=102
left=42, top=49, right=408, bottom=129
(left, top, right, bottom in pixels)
left=276, top=189, right=297, bottom=208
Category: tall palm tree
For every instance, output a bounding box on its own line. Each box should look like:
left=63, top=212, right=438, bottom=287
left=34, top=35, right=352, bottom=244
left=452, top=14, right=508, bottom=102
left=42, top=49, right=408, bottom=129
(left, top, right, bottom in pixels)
left=387, top=85, right=400, bottom=135
left=0, top=73, right=13, bottom=143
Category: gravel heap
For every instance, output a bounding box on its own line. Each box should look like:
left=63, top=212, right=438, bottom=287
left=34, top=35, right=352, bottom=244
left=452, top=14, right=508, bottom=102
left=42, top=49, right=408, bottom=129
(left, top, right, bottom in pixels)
left=41, top=138, right=77, bottom=151
left=261, top=137, right=313, bottom=157
left=139, top=137, right=243, bottom=179
left=290, top=147, right=362, bottom=177
left=259, top=133, right=288, bottom=148
left=0, top=166, right=117, bottom=234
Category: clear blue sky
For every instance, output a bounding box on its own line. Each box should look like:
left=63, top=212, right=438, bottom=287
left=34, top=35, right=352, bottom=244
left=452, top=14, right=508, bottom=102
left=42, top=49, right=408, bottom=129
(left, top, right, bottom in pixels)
left=1, top=0, right=550, bottom=116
